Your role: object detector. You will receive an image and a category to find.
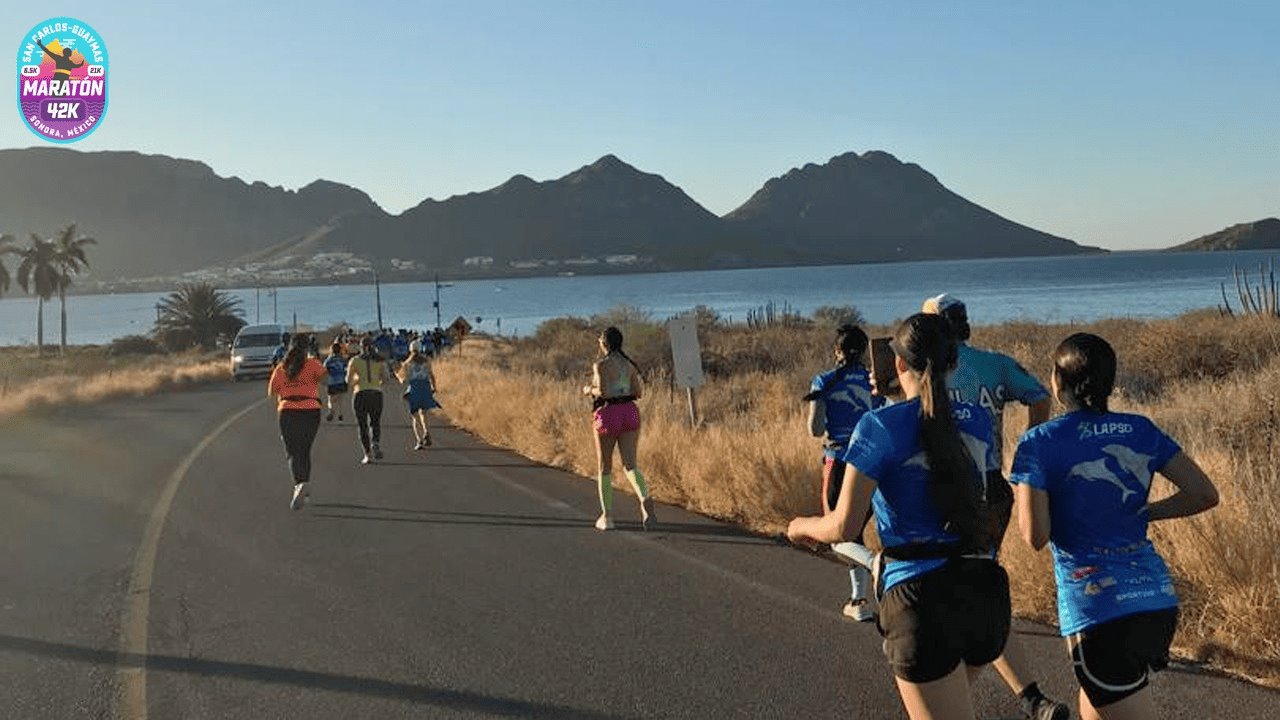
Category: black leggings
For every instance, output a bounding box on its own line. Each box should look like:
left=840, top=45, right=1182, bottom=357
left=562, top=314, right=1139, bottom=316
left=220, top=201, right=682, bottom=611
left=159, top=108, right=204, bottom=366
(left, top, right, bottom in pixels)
left=278, top=409, right=321, bottom=483
left=353, top=389, right=384, bottom=452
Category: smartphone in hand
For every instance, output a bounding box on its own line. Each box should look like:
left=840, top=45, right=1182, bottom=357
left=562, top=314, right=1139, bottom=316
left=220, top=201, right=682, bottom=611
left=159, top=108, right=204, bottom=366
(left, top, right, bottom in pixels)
left=869, top=337, right=902, bottom=398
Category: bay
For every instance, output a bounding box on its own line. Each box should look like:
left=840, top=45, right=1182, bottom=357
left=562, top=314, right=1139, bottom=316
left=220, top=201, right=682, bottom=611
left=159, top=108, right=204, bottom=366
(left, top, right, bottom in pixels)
left=0, top=249, right=1273, bottom=346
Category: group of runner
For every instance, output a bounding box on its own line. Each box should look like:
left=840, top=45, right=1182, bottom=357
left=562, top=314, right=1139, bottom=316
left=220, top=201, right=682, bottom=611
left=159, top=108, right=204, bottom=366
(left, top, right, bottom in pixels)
left=792, top=294, right=1219, bottom=720
left=265, top=300, right=1219, bottom=720
left=266, top=327, right=445, bottom=511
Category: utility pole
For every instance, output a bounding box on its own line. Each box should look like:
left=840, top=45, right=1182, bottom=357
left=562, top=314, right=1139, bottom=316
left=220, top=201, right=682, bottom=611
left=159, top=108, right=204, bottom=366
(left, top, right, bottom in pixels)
left=433, top=273, right=442, bottom=329
left=272, top=288, right=278, bottom=323
left=255, top=284, right=260, bottom=324
left=374, top=269, right=384, bottom=330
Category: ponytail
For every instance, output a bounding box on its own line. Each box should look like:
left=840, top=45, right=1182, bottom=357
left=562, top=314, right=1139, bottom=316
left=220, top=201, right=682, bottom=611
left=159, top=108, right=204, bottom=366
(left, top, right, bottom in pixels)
left=283, top=336, right=308, bottom=380
left=894, top=314, right=990, bottom=552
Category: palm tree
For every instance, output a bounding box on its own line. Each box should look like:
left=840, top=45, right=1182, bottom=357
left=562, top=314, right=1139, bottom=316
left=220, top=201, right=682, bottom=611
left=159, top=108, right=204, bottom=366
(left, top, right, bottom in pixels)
left=0, top=233, right=15, bottom=298
left=16, top=234, right=60, bottom=356
left=154, top=283, right=246, bottom=351
left=51, top=224, right=96, bottom=354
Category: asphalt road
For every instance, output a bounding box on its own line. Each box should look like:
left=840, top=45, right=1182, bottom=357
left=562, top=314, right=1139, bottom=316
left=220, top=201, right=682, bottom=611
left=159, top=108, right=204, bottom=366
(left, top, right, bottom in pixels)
left=1, top=381, right=1276, bottom=719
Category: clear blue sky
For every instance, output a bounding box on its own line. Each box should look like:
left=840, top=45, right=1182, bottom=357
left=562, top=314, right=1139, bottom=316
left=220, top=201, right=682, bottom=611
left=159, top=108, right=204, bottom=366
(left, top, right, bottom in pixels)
left=3, top=1, right=1276, bottom=250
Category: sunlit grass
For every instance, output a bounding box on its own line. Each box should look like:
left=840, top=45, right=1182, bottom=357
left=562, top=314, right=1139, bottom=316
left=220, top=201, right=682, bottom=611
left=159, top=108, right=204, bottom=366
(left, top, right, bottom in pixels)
left=0, top=346, right=228, bottom=418
left=437, top=313, right=1280, bottom=686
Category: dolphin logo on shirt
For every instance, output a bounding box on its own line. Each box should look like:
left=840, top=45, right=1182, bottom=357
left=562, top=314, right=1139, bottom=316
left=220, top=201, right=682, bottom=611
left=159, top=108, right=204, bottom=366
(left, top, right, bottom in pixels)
left=825, top=383, right=875, bottom=410
left=1102, top=445, right=1156, bottom=492
left=959, top=432, right=991, bottom=475
left=903, top=451, right=930, bottom=471
left=1068, top=458, right=1137, bottom=502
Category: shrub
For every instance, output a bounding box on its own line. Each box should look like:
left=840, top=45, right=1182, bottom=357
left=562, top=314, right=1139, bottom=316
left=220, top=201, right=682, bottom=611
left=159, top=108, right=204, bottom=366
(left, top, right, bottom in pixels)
left=108, top=334, right=163, bottom=356
left=811, top=304, right=866, bottom=327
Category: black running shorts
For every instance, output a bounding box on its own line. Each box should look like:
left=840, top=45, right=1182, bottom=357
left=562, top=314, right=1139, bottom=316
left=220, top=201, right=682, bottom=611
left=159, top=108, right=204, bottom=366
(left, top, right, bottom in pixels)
left=1070, top=608, right=1178, bottom=708
left=878, top=558, right=1011, bottom=683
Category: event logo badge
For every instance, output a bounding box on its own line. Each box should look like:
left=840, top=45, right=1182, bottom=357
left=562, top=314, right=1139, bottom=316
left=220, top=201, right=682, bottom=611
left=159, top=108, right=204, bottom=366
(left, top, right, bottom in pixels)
left=16, top=17, right=108, bottom=143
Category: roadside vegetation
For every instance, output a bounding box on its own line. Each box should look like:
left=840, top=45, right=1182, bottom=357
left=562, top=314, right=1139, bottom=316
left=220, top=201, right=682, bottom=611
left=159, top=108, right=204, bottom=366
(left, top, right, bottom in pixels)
left=434, top=305, right=1280, bottom=686
left=0, top=282, right=246, bottom=419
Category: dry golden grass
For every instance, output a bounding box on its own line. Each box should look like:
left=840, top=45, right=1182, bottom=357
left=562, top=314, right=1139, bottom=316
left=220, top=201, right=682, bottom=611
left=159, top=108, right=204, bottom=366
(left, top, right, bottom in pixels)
left=0, top=346, right=228, bottom=418
left=439, top=313, right=1280, bottom=686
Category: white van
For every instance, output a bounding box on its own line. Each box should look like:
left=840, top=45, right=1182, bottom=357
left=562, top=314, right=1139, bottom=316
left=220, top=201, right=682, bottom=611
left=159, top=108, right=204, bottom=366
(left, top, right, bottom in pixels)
left=230, top=324, right=286, bottom=380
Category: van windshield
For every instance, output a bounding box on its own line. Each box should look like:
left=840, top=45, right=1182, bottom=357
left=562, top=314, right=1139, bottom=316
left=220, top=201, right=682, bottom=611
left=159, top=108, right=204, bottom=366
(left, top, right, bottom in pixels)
left=234, top=333, right=281, bottom=349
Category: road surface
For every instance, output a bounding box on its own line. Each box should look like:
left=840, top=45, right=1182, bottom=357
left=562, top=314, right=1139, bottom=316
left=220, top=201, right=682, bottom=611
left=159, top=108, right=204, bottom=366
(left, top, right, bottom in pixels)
left=0, top=382, right=1275, bottom=718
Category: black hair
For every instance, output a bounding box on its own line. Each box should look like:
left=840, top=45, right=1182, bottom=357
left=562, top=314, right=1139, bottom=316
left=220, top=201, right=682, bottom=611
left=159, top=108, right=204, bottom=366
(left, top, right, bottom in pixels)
left=892, top=313, right=989, bottom=552
left=835, top=324, right=869, bottom=368
left=1053, top=333, right=1115, bottom=414
left=283, top=334, right=310, bottom=380
left=940, top=306, right=971, bottom=342
left=600, top=326, right=640, bottom=372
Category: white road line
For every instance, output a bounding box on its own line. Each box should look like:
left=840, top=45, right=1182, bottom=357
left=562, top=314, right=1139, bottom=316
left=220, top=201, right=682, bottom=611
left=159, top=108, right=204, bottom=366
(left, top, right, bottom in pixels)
left=116, top=399, right=266, bottom=720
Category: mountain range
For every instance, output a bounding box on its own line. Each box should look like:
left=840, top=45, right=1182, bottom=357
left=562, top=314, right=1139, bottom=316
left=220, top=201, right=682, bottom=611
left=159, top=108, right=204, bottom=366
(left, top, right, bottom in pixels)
left=1168, top=218, right=1280, bottom=252
left=0, top=147, right=1103, bottom=283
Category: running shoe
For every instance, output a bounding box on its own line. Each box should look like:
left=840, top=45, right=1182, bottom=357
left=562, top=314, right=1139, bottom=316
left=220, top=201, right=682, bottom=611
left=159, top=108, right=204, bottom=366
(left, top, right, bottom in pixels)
left=1027, top=698, right=1070, bottom=720
left=338, top=414, right=344, bottom=421
left=372, top=442, right=384, bottom=460
left=325, top=411, right=334, bottom=422
left=640, top=497, right=657, bottom=530
left=290, top=483, right=307, bottom=511
left=361, top=453, right=372, bottom=465
left=594, top=514, right=614, bottom=531
left=423, top=433, right=433, bottom=447
left=841, top=600, right=875, bottom=623
left=414, top=440, right=424, bottom=451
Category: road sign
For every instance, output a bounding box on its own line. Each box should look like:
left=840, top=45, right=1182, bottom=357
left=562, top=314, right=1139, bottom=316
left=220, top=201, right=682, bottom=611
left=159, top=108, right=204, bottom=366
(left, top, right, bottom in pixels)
left=668, top=313, right=705, bottom=389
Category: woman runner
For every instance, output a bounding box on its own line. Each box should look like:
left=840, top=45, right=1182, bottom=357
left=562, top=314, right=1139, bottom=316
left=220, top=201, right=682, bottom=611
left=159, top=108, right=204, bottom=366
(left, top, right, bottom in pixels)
left=397, top=340, right=441, bottom=450
left=804, top=323, right=883, bottom=621
left=323, top=341, right=349, bottom=422
left=1011, top=333, right=1218, bottom=720
left=582, top=326, right=655, bottom=530
left=267, top=334, right=328, bottom=510
left=345, top=336, right=393, bottom=464
left=788, top=313, right=1009, bottom=720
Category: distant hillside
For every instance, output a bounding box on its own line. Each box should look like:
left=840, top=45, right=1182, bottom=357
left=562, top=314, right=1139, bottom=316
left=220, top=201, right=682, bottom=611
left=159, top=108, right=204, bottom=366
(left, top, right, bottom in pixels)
left=723, top=151, right=1097, bottom=262
left=1169, top=218, right=1280, bottom=252
left=0, top=147, right=1099, bottom=283
left=256, top=154, right=727, bottom=269
left=0, top=148, right=385, bottom=278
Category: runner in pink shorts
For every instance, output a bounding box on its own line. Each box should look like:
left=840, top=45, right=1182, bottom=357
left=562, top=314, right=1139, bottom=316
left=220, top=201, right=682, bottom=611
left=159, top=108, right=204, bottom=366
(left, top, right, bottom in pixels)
left=582, top=326, right=656, bottom=531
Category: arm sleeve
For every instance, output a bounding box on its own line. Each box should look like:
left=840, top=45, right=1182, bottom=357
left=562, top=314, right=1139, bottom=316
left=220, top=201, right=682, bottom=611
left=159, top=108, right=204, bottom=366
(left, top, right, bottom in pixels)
left=1009, top=432, right=1050, bottom=490
left=1147, top=418, right=1182, bottom=469
left=1004, top=356, right=1050, bottom=405
left=843, top=412, right=895, bottom=479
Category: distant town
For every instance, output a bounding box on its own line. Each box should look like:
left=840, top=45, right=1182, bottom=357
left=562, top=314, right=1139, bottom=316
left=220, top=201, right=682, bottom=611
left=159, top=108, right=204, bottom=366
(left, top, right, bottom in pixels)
left=77, top=252, right=650, bottom=294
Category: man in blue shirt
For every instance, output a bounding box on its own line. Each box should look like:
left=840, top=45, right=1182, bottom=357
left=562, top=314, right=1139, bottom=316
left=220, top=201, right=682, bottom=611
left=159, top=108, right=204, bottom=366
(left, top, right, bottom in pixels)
left=922, top=294, right=1065, bottom=720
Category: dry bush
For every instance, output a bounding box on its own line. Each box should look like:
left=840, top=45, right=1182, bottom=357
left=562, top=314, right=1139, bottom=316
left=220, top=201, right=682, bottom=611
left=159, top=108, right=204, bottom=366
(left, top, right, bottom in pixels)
left=0, top=350, right=227, bottom=419
left=439, top=313, right=1280, bottom=685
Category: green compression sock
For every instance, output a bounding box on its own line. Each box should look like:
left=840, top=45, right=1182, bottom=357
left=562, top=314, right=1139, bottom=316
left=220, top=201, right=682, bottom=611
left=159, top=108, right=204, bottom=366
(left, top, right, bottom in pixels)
left=625, top=469, right=648, bottom=499
left=598, top=473, right=613, bottom=513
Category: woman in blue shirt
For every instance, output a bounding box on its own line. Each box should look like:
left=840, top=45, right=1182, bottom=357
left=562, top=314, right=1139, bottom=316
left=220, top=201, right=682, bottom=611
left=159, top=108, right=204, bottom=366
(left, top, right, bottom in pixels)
left=1011, top=333, right=1217, bottom=720
left=789, top=314, right=1009, bottom=720
left=804, top=324, right=883, bottom=621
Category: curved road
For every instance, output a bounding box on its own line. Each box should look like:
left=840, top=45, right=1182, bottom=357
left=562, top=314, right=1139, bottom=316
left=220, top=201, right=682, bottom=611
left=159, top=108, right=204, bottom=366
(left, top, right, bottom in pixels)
left=0, top=382, right=1276, bottom=719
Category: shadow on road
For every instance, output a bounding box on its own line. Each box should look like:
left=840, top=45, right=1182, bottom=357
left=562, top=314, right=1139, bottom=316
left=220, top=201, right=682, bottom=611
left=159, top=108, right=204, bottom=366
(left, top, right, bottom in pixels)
left=0, top=633, right=630, bottom=719
left=307, top=504, right=780, bottom=544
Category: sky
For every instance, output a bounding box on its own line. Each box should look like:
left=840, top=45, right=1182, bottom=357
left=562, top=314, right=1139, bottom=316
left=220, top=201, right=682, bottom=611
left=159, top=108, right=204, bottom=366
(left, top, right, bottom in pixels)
left=1, top=1, right=1276, bottom=250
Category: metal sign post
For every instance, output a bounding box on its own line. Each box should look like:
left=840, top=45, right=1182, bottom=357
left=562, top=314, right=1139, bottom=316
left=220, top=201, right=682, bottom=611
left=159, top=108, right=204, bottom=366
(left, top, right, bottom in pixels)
left=667, top=313, right=705, bottom=428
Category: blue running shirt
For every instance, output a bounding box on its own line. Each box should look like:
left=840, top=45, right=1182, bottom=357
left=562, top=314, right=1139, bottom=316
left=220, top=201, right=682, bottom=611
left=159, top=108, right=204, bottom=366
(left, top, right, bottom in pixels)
left=324, top=355, right=348, bottom=386
left=843, top=398, right=997, bottom=592
left=949, top=344, right=1049, bottom=468
left=1010, top=410, right=1182, bottom=635
left=810, top=365, right=883, bottom=458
